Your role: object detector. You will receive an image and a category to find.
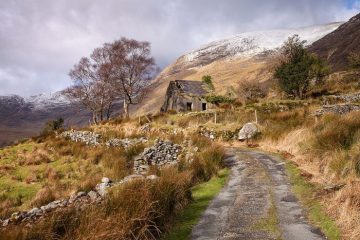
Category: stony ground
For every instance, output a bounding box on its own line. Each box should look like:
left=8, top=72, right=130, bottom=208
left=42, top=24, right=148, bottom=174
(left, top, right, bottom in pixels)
left=191, top=148, right=325, bottom=240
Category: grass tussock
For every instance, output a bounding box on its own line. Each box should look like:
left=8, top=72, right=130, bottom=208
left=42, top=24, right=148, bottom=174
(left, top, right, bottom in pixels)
left=311, top=112, right=360, bottom=152
left=30, top=187, right=57, bottom=208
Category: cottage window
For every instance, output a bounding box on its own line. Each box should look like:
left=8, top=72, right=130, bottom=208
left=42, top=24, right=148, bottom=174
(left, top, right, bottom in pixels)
left=186, top=102, right=193, bottom=111
left=202, top=103, right=207, bottom=111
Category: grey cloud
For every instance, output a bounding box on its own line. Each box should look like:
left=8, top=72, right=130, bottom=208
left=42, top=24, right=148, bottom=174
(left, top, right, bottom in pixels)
left=0, top=0, right=359, bottom=96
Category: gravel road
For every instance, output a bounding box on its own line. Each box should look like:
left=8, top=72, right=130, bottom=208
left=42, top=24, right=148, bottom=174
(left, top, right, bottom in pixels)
left=190, top=148, right=325, bottom=240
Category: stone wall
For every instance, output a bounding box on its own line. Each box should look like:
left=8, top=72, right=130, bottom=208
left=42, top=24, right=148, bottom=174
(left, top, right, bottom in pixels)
left=0, top=175, right=158, bottom=227
left=314, top=104, right=360, bottom=116
left=60, top=130, right=147, bottom=148
left=133, top=139, right=182, bottom=174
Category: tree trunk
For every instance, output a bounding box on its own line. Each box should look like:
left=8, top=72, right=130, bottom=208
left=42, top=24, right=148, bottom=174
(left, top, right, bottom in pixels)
left=92, top=112, right=98, bottom=125
left=123, top=100, right=129, bottom=119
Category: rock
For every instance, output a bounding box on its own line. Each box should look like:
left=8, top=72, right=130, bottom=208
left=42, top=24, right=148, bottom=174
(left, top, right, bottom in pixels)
left=146, top=175, right=159, bottom=180
left=133, top=140, right=182, bottom=174
left=28, top=207, right=42, bottom=217
left=2, top=219, right=9, bottom=227
left=123, top=174, right=145, bottom=182
left=95, top=183, right=109, bottom=197
left=281, top=195, right=297, bottom=202
left=88, top=191, right=100, bottom=202
left=324, top=184, right=346, bottom=192
left=238, top=122, right=260, bottom=141
left=101, top=177, right=111, bottom=184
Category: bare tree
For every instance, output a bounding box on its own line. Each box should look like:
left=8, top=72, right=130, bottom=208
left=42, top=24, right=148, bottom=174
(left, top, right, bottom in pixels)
left=110, top=38, right=156, bottom=118
left=238, top=80, right=265, bottom=103
left=65, top=45, right=117, bottom=124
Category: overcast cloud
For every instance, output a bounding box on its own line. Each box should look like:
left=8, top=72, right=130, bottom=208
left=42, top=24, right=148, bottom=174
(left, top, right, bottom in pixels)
left=0, top=0, right=359, bottom=96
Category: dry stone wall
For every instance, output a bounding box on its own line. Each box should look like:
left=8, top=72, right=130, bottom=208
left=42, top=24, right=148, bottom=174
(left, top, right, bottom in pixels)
left=0, top=174, right=158, bottom=228
left=314, top=104, right=360, bottom=116
left=59, top=130, right=147, bottom=148
left=133, top=139, right=182, bottom=174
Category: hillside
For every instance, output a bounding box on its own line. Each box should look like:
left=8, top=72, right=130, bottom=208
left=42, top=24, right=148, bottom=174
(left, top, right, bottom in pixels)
left=0, top=93, right=91, bottom=147
left=309, top=13, right=360, bottom=71
left=132, top=22, right=342, bottom=116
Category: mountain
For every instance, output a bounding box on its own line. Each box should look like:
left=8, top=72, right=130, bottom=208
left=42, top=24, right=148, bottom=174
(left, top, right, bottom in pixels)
left=132, top=22, right=343, bottom=116
left=0, top=92, right=92, bottom=147
left=309, top=13, right=360, bottom=71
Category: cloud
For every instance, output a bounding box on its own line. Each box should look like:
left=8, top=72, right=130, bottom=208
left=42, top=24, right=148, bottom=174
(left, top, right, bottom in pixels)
left=0, top=0, right=359, bottom=96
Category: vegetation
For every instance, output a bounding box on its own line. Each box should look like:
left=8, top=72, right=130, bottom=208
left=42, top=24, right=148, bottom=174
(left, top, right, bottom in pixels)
left=0, top=118, right=227, bottom=239
left=204, top=94, right=235, bottom=105
left=41, top=118, right=64, bottom=136
left=65, top=38, right=156, bottom=122
left=285, top=161, right=341, bottom=240
left=163, top=168, right=230, bottom=240
left=202, top=75, right=215, bottom=90
left=238, top=80, right=265, bottom=103
left=274, top=35, right=330, bottom=98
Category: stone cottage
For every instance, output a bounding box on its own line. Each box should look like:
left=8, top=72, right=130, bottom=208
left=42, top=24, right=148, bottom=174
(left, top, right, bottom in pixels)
left=161, top=80, right=214, bottom=112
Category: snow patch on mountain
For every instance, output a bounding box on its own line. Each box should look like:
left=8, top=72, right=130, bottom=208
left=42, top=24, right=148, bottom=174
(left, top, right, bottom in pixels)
left=25, top=92, right=70, bottom=110
left=185, top=22, right=343, bottom=62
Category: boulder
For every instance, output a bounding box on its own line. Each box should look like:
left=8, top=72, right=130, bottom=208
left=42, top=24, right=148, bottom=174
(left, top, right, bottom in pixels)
left=238, top=122, right=260, bottom=141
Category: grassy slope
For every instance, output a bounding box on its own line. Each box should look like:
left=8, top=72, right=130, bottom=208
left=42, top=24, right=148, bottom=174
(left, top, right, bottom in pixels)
left=163, top=168, right=230, bottom=240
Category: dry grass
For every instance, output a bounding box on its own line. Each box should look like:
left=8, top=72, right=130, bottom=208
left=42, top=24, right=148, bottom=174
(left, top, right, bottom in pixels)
left=0, top=168, right=194, bottom=240
left=30, top=187, right=57, bottom=208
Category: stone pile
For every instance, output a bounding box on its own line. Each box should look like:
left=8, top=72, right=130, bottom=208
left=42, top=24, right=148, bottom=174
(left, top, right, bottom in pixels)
left=133, top=140, right=182, bottom=174
left=0, top=174, right=158, bottom=228
left=314, top=104, right=360, bottom=116
left=105, top=137, right=147, bottom=148
left=198, top=126, right=216, bottom=140
left=60, top=130, right=101, bottom=146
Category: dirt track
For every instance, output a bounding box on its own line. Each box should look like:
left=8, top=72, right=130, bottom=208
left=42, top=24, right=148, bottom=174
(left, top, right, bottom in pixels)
left=190, top=148, right=325, bottom=240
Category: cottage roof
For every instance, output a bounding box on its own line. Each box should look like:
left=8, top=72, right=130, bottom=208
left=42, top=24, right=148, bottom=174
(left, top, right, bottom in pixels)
left=173, top=80, right=210, bottom=96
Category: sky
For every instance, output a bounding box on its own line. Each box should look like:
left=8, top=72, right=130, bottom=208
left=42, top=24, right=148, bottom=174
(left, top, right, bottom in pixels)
left=0, top=0, right=359, bottom=97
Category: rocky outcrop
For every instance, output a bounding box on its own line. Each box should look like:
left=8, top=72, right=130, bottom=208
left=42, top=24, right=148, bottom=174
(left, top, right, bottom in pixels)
left=133, top=140, right=182, bottom=174
left=238, top=123, right=260, bottom=141
left=0, top=174, right=158, bottom=228
left=314, top=104, right=360, bottom=116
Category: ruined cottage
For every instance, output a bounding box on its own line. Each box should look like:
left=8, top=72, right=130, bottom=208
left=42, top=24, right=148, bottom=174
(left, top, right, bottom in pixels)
left=161, top=80, right=214, bottom=112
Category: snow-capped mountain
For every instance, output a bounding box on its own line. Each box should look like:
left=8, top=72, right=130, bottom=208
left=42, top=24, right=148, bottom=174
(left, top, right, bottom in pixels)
left=25, top=91, right=71, bottom=110
left=174, top=22, right=343, bottom=73
left=136, top=22, right=344, bottom=116
left=187, top=23, right=342, bottom=62
left=0, top=92, right=90, bottom=147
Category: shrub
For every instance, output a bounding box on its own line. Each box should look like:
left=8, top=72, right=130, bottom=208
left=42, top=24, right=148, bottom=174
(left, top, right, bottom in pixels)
left=190, top=143, right=225, bottom=182
left=204, top=94, right=235, bottom=105
left=202, top=75, right=215, bottom=90
left=41, top=118, right=64, bottom=136
left=274, top=35, right=329, bottom=98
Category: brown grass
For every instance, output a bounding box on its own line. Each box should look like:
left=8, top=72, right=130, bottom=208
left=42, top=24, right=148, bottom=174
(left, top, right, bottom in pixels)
left=30, top=187, right=57, bottom=208
left=1, top=168, right=193, bottom=240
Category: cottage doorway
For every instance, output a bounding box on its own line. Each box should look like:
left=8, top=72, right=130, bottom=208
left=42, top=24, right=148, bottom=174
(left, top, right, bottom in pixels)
left=202, top=103, right=207, bottom=111
left=187, top=102, right=193, bottom=111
